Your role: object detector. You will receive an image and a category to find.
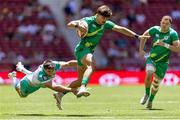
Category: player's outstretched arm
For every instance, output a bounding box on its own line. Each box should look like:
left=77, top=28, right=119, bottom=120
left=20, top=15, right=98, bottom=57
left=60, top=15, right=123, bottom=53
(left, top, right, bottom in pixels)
left=112, top=25, right=150, bottom=39
left=59, top=60, right=77, bottom=68
left=44, top=81, right=77, bottom=94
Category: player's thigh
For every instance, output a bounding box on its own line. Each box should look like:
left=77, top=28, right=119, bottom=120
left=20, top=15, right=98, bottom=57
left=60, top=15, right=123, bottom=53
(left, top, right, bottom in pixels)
left=75, top=49, right=91, bottom=66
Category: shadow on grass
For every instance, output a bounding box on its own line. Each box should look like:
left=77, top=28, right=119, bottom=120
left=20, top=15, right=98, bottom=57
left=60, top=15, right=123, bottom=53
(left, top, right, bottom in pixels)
left=3, top=113, right=106, bottom=117
left=140, top=108, right=164, bottom=111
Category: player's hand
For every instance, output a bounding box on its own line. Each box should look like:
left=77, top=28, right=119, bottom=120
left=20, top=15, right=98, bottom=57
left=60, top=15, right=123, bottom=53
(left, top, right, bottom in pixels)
left=76, top=21, right=87, bottom=32
left=139, top=35, right=150, bottom=40
left=139, top=50, right=146, bottom=59
left=154, top=40, right=165, bottom=47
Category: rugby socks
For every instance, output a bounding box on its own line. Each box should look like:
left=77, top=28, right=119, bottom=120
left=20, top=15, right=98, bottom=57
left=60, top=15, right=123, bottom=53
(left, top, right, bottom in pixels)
left=149, top=94, right=155, bottom=102
left=82, top=77, right=89, bottom=86
left=145, top=87, right=150, bottom=96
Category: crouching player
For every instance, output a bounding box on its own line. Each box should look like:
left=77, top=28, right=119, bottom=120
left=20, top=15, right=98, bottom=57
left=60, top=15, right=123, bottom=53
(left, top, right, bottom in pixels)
left=8, top=60, right=78, bottom=110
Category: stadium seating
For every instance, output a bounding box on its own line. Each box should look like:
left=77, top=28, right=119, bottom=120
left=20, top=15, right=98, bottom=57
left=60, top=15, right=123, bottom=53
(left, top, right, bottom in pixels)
left=0, top=0, right=179, bottom=71
left=0, top=0, right=73, bottom=71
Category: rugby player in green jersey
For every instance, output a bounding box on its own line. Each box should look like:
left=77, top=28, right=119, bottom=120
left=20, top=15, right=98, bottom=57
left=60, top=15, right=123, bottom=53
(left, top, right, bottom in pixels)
left=53, top=5, right=150, bottom=109
left=8, top=60, right=78, bottom=110
left=139, top=16, right=180, bottom=110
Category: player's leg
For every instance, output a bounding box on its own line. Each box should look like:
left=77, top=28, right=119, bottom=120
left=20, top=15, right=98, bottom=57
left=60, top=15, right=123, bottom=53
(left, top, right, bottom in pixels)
left=146, top=62, right=168, bottom=109
left=53, top=65, right=86, bottom=110
left=8, top=71, right=22, bottom=97
left=146, top=74, right=161, bottom=109
left=16, top=62, right=32, bottom=75
left=77, top=53, right=95, bottom=97
left=140, top=58, right=155, bottom=105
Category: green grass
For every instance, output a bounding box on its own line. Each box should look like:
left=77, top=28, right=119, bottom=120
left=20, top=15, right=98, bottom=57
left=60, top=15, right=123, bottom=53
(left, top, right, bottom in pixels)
left=1, top=85, right=180, bottom=120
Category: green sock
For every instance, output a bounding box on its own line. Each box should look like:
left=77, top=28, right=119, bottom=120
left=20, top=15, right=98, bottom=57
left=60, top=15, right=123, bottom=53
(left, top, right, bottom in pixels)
left=82, top=77, right=89, bottom=86
left=145, top=87, right=150, bottom=96
left=149, top=94, right=155, bottom=102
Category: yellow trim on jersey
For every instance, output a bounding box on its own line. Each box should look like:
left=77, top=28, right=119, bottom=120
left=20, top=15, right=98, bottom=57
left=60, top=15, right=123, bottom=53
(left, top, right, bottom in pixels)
left=154, top=53, right=169, bottom=63
left=86, top=26, right=104, bottom=37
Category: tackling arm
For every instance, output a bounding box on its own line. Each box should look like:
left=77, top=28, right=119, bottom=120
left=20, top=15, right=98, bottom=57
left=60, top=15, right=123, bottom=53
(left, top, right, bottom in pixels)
left=59, top=60, right=77, bottom=68
left=44, top=81, right=72, bottom=92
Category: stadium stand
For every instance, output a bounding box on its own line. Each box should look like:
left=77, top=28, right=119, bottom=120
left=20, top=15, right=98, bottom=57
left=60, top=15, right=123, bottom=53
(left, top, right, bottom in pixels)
left=0, top=0, right=73, bottom=71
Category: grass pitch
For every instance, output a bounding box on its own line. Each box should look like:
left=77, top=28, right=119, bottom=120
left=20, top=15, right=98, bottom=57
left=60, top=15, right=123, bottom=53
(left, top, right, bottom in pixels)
left=0, top=85, right=180, bottom=120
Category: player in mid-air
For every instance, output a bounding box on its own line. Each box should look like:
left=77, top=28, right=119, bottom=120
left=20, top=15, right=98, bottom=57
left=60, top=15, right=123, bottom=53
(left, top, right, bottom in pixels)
left=8, top=60, right=78, bottom=110
left=139, top=15, right=180, bottom=109
left=53, top=5, right=150, bottom=110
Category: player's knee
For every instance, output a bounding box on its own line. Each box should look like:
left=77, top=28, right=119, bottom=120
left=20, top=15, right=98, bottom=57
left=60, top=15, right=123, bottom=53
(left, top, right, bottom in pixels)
left=146, top=65, right=155, bottom=74
left=87, top=64, right=96, bottom=72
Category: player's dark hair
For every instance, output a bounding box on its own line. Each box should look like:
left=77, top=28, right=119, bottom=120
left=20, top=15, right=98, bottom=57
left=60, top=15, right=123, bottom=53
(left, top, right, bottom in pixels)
left=162, top=15, right=172, bottom=23
left=43, top=60, right=55, bottom=70
left=96, top=5, right=112, bottom=18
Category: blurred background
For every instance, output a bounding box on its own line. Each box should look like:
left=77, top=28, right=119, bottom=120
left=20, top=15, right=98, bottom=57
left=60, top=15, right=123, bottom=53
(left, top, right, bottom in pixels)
left=0, top=0, right=179, bottom=72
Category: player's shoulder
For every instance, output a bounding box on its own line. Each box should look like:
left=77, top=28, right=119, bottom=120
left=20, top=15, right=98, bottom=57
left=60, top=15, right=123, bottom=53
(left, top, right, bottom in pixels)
left=169, top=27, right=178, bottom=34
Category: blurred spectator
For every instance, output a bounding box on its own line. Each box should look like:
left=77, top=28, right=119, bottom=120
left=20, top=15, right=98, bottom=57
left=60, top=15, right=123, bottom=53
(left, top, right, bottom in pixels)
left=0, top=48, right=6, bottom=61
left=136, top=13, right=146, bottom=24
left=33, top=51, right=44, bottom=62
left=114, top=39, right=129, bottom=49
left=38, top=6, right=54, bottom=20
left=171, top=8, right=180, bottom=20
left=4, top=27, right=15, bottom=41
left=80, top=6, right=93, bottom=17
left=64, top=0, right=78, bottom=22
left=43, top=23, right=56, bottom=33
left=127, top=9, right=136, bottom=27
left=107, top=41, right=121, bottom=58
left=119, top=14, right=129, bottom=27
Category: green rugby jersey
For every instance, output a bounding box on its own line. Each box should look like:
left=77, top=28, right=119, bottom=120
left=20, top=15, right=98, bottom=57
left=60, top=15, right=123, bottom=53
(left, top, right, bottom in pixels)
left=75, top=16, right=115, bottom=53
left=26, top=61, right=61, bottom=87
left=148, top=26, right=179, bottom=63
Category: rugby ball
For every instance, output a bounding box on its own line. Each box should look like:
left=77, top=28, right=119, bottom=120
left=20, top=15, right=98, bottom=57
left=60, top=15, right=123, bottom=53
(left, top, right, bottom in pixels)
left=76, top=21, right=88, bottom=38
